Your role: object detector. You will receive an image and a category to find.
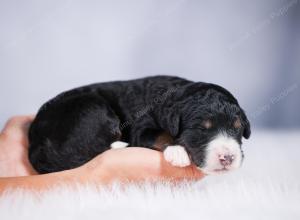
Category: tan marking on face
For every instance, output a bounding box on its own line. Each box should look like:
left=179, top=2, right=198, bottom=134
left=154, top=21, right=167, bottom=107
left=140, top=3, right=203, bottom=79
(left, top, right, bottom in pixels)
left=234, top=118, right=242, bottom=129
left=202, top=120, right=212, bottom=129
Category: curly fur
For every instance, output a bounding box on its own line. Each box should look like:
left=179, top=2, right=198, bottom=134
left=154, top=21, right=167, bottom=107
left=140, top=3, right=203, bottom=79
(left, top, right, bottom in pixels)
left=28, top=76, right=250, bottom=173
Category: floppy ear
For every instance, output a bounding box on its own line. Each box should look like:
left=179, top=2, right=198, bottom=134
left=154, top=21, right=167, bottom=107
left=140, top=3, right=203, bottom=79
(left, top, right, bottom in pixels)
left=162, top=108, right=180, bottom=137
left=169, top=114, right=180, bottom=137
left=241, top=110, right=251, bottom=139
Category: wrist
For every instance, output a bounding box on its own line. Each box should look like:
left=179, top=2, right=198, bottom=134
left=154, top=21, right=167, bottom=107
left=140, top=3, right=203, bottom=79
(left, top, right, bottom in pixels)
left=74, top=154, right=112, bottom=185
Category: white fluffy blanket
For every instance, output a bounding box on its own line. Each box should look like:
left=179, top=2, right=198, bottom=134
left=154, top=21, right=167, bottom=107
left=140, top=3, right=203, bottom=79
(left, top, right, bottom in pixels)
left=1, top=130, right=300, bottom=220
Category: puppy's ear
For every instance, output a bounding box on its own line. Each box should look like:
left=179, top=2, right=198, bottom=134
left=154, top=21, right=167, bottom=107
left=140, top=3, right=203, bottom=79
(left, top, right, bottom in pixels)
left=164, top=109, right=180, bottom=137
left=241, top=110, right=251, bottom=139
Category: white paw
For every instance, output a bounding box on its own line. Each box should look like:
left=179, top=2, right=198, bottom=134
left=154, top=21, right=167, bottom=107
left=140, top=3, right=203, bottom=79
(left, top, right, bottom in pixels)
left=163, top=145, right=191, bottom=167
left=110, top=141, right=129, bottom=149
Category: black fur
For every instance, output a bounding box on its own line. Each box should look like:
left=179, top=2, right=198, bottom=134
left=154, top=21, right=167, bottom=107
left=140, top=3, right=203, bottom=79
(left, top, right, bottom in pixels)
left=28, top=76, right=251, bottom=173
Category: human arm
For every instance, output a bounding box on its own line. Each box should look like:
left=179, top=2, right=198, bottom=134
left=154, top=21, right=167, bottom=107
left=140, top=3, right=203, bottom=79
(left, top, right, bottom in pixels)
left=0, top=116, right=204, bottom=193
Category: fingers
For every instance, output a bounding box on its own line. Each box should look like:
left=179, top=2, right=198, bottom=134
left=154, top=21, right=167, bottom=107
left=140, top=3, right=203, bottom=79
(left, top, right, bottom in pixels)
left=99, top=147, right=204, bottom=182
left=1, top=115, right=35, bottom=141
left=159, top=155, right=205, bottom=181
left=3, top=115, right=35, bottom=130
left=127, top=148, right=204, bottom=180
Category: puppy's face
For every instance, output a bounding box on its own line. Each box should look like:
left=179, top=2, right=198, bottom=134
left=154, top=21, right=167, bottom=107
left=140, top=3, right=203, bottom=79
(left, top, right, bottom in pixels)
left=173, top=84, right=251, bottom=174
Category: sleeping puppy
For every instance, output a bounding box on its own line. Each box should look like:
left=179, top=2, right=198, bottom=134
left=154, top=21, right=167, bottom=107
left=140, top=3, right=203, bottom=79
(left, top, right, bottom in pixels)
left=28, top=76, right=251, bottom=174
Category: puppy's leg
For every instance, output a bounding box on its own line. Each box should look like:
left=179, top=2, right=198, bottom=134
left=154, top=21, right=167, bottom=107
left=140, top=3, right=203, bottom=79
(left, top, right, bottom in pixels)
left=163, top=145, right=191, bottom=167
left=29, top=94, right=121, bottom=173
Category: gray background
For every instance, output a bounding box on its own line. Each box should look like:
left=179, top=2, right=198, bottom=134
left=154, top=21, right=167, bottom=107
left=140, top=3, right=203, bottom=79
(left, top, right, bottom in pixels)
left=0, top=0, right=299, bottom=129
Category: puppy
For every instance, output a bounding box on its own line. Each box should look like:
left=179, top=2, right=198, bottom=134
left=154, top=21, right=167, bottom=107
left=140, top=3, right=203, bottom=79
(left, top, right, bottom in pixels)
left=28, top=76, right=251, bottom=174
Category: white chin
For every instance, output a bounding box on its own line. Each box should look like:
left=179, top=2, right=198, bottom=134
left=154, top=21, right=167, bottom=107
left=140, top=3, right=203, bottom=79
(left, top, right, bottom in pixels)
left=198, top=167, right=236, bottom=175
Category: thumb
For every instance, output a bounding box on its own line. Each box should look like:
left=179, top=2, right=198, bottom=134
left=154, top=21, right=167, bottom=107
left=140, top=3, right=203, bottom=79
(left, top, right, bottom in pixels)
left=1, top=115, right=35, bottom=140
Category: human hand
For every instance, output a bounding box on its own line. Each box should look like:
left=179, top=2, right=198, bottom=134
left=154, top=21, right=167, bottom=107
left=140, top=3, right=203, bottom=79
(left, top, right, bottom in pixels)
left=0, top=115, right=204, bottom=186
left=0, top=115, right=37, bottom=177
left=78, top=147, right=204, bottom=184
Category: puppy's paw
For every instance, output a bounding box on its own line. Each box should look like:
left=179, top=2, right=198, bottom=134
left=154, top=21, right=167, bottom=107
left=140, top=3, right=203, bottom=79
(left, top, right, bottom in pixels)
left=110, top=141, right=129, bottom=149
left=163, top=145, right=191, bottom=167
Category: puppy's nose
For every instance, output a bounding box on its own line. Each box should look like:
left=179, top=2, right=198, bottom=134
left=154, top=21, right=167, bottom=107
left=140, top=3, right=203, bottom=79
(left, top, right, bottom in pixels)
left=219, top=154, right=234, bottom=166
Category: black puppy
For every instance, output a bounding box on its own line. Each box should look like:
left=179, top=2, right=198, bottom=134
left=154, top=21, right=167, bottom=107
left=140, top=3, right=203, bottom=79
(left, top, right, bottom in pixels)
left=28, top=76, right=251, bottom=174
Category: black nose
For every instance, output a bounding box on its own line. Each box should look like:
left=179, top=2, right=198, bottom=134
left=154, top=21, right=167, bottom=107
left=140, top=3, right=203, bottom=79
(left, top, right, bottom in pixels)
left=219, top=154, right=234, bottom=166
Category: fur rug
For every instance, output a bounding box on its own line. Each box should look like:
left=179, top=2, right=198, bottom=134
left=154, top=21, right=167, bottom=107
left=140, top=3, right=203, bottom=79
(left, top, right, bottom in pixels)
left=1, top=130, right=300, bottom=220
